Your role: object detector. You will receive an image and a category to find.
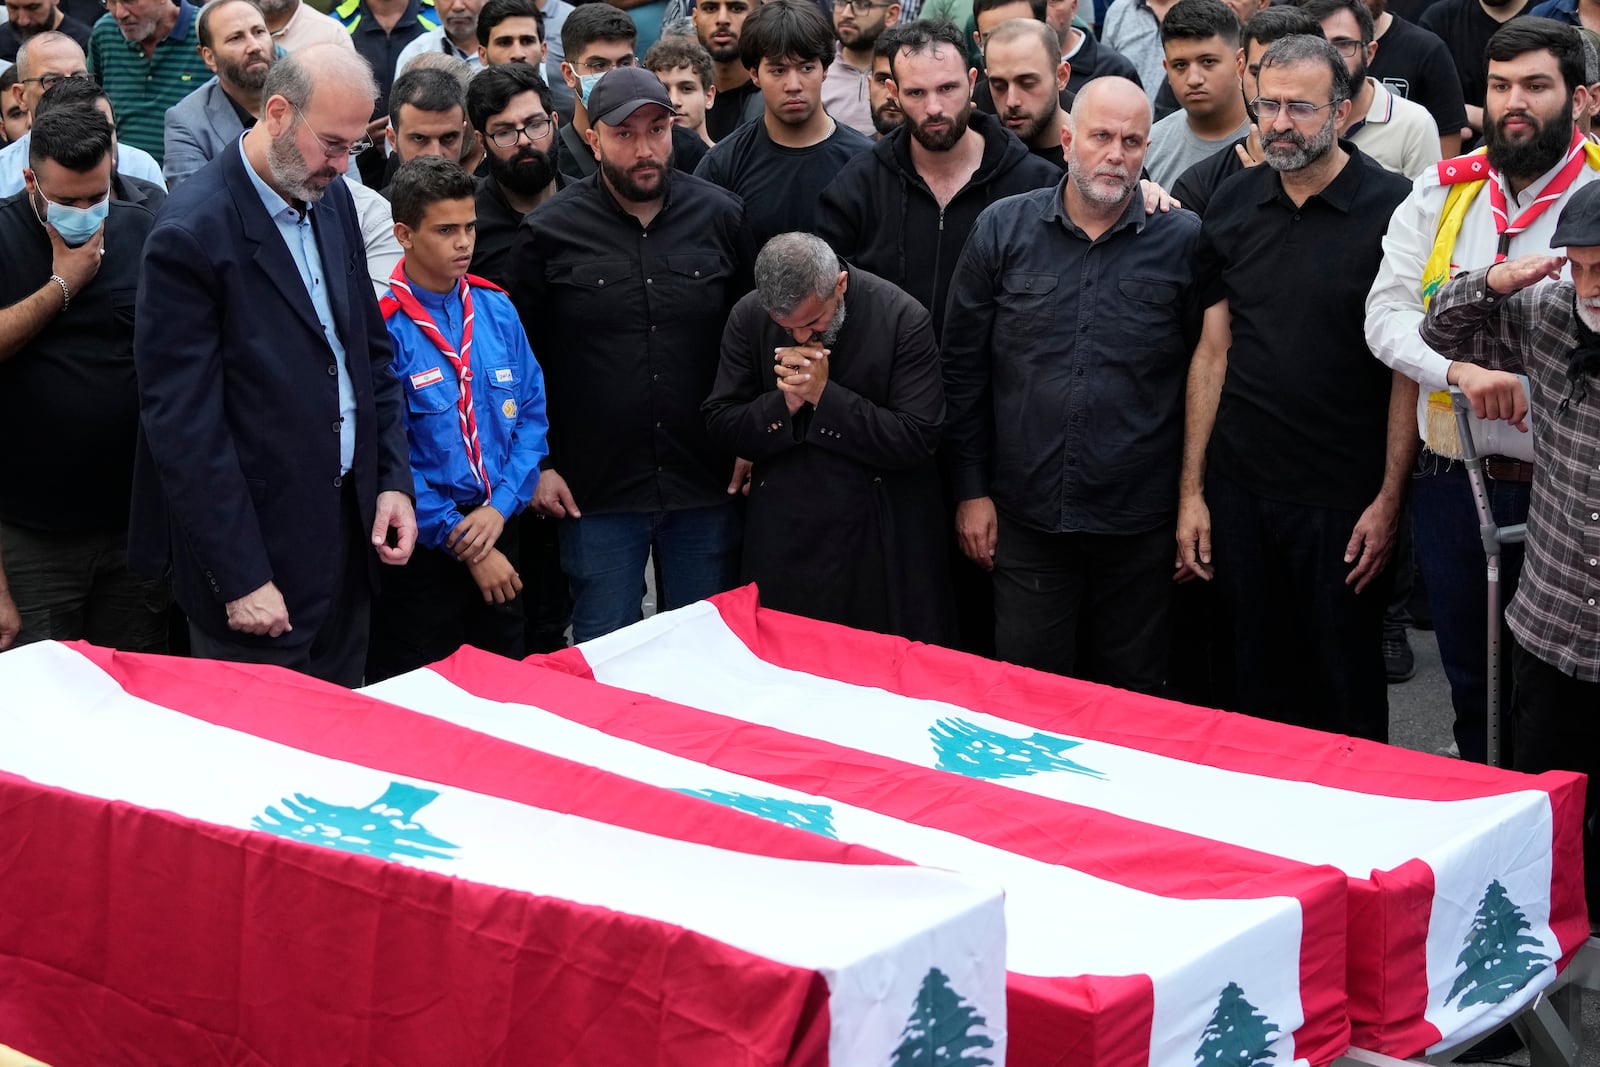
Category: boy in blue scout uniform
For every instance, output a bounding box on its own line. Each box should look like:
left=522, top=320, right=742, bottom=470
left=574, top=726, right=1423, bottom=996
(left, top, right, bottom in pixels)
left=369, top=154, right=549, bottom=681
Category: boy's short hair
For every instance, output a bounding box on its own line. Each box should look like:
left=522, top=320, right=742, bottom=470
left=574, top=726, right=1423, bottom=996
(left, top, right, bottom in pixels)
left=738, top=0, right=834, bottom=71
left=644, top=35, right=715, bottom=89
left=1160, top=0, right=1241, bottom=48
left=391, top=155, right=478, bottom=229
left=561, top=3, right=637, bottom=62
left=477, top=0, right=544, bottom=46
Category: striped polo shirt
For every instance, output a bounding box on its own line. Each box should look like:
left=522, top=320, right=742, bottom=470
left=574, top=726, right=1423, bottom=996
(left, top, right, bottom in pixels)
left=87, top=1, right=210, bottom=165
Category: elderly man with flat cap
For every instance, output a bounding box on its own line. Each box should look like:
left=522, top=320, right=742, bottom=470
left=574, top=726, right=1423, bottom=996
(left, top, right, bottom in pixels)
left=1421, top=180, right=1600, bottom=915
left=508, top=65, right=755, bottom=642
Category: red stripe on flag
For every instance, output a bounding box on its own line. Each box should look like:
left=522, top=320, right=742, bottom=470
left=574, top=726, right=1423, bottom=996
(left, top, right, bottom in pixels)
left=0, top=769, right=833, bottom=1067
left=435, top=647, right=1352, bottom=1067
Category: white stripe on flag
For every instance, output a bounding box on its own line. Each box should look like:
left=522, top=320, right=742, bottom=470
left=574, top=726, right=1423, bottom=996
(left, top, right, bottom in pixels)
left=365, top=667, right=1316, bottom=1067
left=0, top=643, right=1008, bottom=1066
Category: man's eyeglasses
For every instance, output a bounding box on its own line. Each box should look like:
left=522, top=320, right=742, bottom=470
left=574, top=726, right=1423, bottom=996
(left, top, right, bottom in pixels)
left=839, top=0, right=892, bottom=10
left=1250, top=97, right=1338, bottom=123
left=488, top=117, right=554, bottom=147
left=21, top=70, right=88, bottom=90
left=1328, top=38, right=1364, bottom=58
left=295, top=106, right=373, bottom=157
left=580, top=54, right=637, bottom=73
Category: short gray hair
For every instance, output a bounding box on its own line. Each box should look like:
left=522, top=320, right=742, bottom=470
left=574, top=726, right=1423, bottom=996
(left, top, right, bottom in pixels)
left=755, top=232, right=840, bottom=317
left=262, top=42, right=377, bottom=115
left=1258, top=33, right=1351, bottom=107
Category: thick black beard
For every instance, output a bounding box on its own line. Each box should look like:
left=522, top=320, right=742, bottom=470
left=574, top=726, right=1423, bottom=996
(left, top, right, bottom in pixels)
left=600, top=152, right=673, bottom=202
left=489, top=144, right=555, bottom=196
left=910, top=101, right=973, bottom=152
left=1486, top=101, right=1573, bottom=179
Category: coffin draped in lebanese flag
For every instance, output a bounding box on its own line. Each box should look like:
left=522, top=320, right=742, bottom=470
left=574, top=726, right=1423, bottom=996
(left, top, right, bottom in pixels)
left=367, top=585, right=1585, bottom=1064
left=0, top=639, right=1009, bottom=1066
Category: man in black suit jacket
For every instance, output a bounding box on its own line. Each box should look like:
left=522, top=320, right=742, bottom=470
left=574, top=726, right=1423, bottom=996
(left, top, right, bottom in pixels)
left=131, top=44, right=417, bottom=686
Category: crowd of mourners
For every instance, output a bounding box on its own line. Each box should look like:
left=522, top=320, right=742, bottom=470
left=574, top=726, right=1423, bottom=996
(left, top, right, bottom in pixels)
left=1, top=0, right=1598, bottom=917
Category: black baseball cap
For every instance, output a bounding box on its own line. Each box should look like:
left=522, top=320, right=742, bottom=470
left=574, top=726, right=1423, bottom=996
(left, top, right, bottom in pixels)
left=586, top=66, right=674, bottom=127
left=1552, top=181, right=1600, bottom=248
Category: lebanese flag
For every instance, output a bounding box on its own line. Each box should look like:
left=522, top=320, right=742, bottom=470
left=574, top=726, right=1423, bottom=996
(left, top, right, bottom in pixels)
left=516, top=586, right=1586, bottom=1060
left=367, top=655, right=1351, bottom=1067
left=0, top=640, right=1008, bottom=1067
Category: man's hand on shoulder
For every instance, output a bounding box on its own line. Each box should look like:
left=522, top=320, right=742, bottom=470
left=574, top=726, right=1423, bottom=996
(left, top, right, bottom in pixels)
left=226, top=581, right=292, bottom=637
left=372, top=490, right=417, bottom=565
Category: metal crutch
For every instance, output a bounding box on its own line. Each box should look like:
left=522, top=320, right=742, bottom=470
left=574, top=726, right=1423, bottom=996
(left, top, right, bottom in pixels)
left=1449, top=386, right=1527, bottom=769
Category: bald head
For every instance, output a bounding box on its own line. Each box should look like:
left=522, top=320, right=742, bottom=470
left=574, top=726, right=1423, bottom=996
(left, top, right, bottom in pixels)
left=1070, top=74, right=1152, bottom=126
left=13, top=32, right=88, bottom=118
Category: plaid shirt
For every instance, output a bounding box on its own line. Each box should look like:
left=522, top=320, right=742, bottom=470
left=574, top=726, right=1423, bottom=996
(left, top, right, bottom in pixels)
left=1421, top=266, right=1600, bottom=682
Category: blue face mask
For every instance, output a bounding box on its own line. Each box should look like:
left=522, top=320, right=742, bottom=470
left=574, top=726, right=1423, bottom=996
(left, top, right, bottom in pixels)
left=32, top=190, right=109, bottom=247
left=578, top=71, right=605, bottom=106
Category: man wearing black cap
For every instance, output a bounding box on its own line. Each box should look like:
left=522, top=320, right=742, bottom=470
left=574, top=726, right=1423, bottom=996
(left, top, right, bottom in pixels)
left=507, top=65, right=755, bottom=642
left=1420, top=184, right=1600, bottom=915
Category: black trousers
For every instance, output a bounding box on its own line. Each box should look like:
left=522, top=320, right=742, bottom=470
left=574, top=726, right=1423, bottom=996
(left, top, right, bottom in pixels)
left=1207, top=469, right=1390, bottom=742
left=188, top=483, right=369, bottom=688
left=517, top=509, right=572, bottom=654
left=366, top=522, right=525, bottom=683
left=1511, top=637, right=1600, bottom=914
left=991, top=513, right=1175, bottom=695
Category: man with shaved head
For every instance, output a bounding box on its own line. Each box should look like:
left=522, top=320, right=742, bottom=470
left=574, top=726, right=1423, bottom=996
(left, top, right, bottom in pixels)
left=941, top=76, right=1213, bottom=692
left=131, top=44, right=418, bottom=686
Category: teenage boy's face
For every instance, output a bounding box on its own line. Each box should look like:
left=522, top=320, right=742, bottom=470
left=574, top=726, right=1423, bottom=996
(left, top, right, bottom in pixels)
left=403, top=195, right=478, bottom=284
left=654, top=62, right=713, bottom=132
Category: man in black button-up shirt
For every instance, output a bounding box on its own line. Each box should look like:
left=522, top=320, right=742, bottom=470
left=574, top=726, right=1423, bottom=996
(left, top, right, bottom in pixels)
left=942, top=76, right=1208, bottom=693
left=508, top=66, right=754, bottom=642
left=1177, top=35, right=1414, bottom=741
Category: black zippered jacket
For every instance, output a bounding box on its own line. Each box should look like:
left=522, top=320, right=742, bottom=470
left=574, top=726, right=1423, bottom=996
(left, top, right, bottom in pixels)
left=815, top=110, right=1059, bottom=341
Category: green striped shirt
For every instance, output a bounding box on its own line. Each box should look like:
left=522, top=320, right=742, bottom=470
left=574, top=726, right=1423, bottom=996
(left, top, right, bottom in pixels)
left=87, top=2, right=211, bottom=164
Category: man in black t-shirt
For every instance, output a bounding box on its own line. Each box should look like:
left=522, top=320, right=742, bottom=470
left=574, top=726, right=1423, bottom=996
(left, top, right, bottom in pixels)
left=695, top=0, right=873, bottom=246
left=0, top=107, right=168, bottom=652
left=694, top=0, right=764, bottom=140
left=1364, top=0, right=1469, bottom=155
left=1177, top=35, right=1413, bottom=741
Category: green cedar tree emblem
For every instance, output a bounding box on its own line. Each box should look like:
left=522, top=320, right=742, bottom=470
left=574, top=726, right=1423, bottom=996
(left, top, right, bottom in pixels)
left=889, top=967, right=995, bottom=1066
left=1194, top=981, right=1279, bottom=1067
left=253, top=781, right=458, bottom=862
left=1446, top=879, right=1552, bottom=1009
left=675, top=788, right=838, bottom=838
left=930, top=717, right=1104, bottom=781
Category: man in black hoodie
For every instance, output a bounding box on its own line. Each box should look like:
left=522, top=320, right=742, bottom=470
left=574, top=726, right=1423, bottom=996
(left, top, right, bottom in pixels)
left=815, top=18, right=1059, bottom=341
left=816, top=18, right=1058, bottom=657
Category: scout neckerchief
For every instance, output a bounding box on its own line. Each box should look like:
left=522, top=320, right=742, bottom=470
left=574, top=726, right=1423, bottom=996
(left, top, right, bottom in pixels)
left=385, top=264, right=491, bottom=501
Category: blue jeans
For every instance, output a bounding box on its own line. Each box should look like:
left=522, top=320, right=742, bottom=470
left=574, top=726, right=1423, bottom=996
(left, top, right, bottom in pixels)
left=558, top=503, right=740, bottom=644
left=1410, top=453, right=1529, bottom=764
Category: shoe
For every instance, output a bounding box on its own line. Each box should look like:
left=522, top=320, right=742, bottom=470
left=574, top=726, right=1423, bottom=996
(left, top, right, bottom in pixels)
left=1384, top=632, right=1416, bottom=684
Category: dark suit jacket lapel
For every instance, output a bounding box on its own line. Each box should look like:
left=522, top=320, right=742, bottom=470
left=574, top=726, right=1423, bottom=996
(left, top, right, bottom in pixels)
left=309, top=186, right=355, bottom=354
left=223, top=146, right=328, bottom=341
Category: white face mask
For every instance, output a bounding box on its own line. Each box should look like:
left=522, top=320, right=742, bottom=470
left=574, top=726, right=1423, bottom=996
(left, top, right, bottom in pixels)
left=578, top=71, right=605, bottom=106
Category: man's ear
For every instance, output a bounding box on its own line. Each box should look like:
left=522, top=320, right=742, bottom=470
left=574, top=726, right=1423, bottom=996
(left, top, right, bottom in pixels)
left=705, top=84, right=717, bottom=110
left=393, top=220, right=414, bottom=251
left=560, top=60, right=579, bottom=92
left=1057, top=58, right=1071, bottom=92
left=584, top=124, right=601, bottom=160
